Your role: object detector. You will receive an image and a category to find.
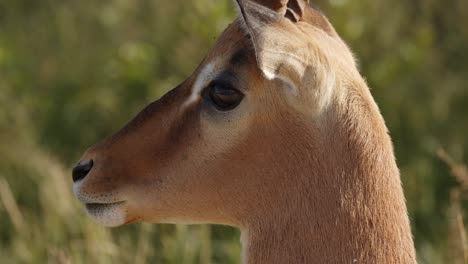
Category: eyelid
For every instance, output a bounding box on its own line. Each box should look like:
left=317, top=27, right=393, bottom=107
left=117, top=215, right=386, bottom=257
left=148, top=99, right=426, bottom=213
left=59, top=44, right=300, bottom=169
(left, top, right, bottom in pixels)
left=211, top=71, right=241, bottom=91
left=209, top=79, right=235, bottom=91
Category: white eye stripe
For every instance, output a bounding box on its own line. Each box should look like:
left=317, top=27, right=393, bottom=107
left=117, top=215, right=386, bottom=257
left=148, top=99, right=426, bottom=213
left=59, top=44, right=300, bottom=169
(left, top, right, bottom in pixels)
left=184, top=60, right=223, bottom=108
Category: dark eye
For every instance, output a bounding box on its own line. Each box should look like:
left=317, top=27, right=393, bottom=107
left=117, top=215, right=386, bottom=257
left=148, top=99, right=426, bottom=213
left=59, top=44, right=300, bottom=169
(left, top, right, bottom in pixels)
left=208, top=83, right=244, bottom=111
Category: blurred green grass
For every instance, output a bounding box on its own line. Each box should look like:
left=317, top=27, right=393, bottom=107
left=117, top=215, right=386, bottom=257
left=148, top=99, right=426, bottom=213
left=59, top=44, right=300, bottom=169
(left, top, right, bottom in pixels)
left=0, top=0, right=467, bottom=263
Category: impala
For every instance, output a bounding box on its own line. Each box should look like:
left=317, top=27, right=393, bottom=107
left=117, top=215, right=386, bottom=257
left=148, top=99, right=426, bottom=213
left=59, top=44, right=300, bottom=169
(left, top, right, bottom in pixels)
left=72, top=0, right=416, bottom=262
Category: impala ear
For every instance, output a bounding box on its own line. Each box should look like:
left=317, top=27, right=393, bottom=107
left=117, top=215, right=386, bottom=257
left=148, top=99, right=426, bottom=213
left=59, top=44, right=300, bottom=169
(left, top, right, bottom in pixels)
left=236, top=0, right=307, bottom=23
left=235, top=0, right=312, bottom=84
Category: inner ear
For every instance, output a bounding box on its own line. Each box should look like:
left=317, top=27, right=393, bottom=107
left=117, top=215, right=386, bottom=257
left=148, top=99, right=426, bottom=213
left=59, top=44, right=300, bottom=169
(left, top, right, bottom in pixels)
left=285, top=0, right=306, bottom=22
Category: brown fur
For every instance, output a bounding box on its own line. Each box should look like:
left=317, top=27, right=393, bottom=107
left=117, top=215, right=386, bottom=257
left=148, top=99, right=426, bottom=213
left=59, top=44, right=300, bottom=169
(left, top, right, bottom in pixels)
left=73, top=1, right=416, bottom=263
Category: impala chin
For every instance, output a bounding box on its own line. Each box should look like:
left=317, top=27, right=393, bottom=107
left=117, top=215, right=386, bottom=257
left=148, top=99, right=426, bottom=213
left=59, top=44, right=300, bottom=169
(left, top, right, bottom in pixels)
left=73, top=184, right=128, bottom=226
left=84, top=201, right=127, bottom=227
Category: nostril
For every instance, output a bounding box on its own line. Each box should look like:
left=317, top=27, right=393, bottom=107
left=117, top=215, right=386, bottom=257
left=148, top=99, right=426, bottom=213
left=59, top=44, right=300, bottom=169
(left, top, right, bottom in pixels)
left=72, top=160, right=94, bottom=182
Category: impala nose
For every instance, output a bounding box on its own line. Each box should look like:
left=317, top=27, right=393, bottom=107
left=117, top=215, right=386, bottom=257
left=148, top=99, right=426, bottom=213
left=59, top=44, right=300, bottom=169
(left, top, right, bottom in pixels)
left=72, top=160, right=94, bottom=182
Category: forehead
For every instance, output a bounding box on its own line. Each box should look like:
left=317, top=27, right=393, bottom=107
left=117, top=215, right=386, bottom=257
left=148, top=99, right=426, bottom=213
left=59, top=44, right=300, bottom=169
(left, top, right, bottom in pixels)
left=203, top=19, right=257, bottom=70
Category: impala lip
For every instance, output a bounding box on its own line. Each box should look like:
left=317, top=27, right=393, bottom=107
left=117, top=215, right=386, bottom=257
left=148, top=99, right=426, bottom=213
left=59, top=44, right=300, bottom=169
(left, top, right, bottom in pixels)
left=85, top=201, right=126, bottom=210
left=73, top=182, right=124, bottom=204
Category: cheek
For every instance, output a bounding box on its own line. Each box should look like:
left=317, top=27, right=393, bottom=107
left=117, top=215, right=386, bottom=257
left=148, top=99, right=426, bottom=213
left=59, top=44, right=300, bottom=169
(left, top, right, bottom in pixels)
left=198, top=97, right=253, bottom=157
left=152, top=99, right=255, bottom=191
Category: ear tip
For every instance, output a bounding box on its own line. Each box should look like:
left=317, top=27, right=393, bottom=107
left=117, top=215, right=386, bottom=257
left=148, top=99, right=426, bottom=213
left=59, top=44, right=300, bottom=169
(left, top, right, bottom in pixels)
left=238, top=0, right=310, bottom=14
left=253, top=0, right=288, bottom=12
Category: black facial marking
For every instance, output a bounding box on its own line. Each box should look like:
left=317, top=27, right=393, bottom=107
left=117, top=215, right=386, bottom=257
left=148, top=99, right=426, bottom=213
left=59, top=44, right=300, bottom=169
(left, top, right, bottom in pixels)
left=230, top=48, right=249, bottom=66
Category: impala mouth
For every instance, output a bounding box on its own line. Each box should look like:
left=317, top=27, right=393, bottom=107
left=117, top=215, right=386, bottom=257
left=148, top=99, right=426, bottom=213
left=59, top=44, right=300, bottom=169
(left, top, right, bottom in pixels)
left=85, top=201, right=125, bottom=211
left=84, top=201, right=127, bottom=227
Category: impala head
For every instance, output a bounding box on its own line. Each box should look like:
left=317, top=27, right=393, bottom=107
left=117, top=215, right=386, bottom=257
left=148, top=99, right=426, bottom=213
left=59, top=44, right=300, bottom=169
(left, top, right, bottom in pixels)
left=73, top=0, right=360, bottom=227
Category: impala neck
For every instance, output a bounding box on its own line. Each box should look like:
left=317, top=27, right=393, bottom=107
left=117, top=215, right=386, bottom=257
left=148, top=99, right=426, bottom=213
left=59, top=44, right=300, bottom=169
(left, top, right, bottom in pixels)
left=242, top=201, right=414, bottom=263
left=240, top=82, right=416, bottom=263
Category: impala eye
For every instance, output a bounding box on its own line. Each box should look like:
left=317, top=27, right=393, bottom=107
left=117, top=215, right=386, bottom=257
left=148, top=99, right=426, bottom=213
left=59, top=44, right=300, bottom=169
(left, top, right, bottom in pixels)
left=208, top=83, right=244, bottom=111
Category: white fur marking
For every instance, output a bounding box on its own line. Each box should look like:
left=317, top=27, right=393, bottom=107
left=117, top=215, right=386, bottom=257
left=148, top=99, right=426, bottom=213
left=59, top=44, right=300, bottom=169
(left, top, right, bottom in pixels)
left=262, top=69, right=276, bottom=80
left=185, top=62, right=216, bottom=107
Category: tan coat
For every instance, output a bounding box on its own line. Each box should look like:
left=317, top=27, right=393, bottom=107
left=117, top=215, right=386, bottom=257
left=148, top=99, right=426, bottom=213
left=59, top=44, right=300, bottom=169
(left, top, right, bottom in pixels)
left=73, top=0, right=417, bottom=263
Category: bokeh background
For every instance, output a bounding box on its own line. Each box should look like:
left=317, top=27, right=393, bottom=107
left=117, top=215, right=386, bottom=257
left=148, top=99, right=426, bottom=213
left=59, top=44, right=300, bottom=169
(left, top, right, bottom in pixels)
left=0, top=0, right=467, bottom=263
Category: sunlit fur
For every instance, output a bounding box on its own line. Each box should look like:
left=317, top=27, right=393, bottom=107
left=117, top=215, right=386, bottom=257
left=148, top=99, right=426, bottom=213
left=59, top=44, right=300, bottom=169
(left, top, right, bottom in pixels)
left=73, top=0, right=416, bottom=263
